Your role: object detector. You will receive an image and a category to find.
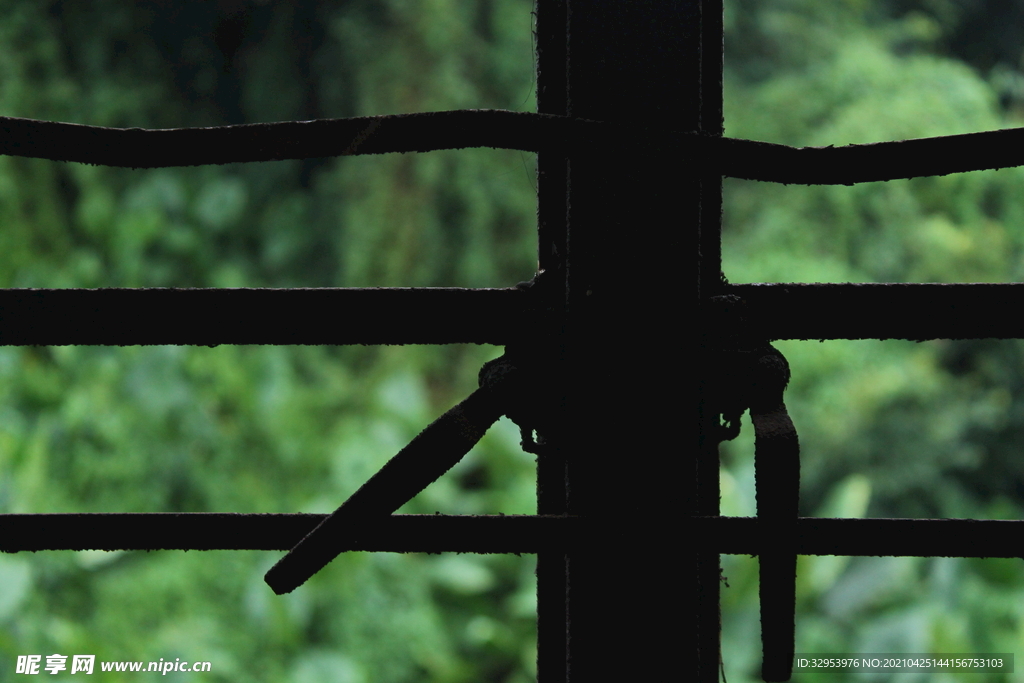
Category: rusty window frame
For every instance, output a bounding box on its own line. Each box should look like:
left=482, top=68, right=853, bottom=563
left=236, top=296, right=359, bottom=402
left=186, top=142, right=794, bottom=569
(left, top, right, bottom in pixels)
left=8, top=2, right=1024, bottom=682
left=0, top=5, right=583, bottom=682
left=698, top=5, right=1024, bottom=683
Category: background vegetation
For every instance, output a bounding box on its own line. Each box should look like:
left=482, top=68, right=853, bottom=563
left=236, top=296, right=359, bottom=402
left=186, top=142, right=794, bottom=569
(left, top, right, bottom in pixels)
left=721, top=0, right=1024, bottom=681
left=0, top=0, right=540, bottom=681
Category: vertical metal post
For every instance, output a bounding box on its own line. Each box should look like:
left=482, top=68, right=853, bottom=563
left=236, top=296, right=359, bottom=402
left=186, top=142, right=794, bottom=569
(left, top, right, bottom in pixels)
left=535, top=1, right=568, bottom=681
left=540, top=1, right=714, bottom=680
left=699, top=2, right=726, bottom=682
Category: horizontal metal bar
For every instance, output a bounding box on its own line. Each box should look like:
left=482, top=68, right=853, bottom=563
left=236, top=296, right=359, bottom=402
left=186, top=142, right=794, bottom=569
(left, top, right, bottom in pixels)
left=722, top=283, right=1024, bottom=340
left=695, top=516, right=1024, bottom=557
left=716, top=128, right=1024, bottom=184
left=5, top=112, right=1024, bottom=185
left=18, top=511, right=1018, bottom=557
left=0, top=513, right=580, bottom=552
left=0, top=287, right=535, bottom=345
left=0, top=110, right=654, bottom=168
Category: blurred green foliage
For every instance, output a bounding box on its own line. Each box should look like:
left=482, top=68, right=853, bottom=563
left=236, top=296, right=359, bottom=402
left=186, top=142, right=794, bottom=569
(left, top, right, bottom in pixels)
left=722, top=0, right=1024, bottom=681
left=0, top=0, right=540, bottom=681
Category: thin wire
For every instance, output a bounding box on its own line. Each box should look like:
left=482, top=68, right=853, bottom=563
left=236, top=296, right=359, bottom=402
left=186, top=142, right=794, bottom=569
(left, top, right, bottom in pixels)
left=518, top=8, right=537, bottom=110
left=520, top=150, right=537, bottom=196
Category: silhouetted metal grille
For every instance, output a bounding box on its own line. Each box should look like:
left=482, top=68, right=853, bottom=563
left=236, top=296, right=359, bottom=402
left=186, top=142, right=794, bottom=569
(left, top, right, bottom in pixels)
left=695, top=3, right=1024, bottom=683
left=0, top=2, right=748, bottom=682
left=12, top=2, right=1021, bottom=682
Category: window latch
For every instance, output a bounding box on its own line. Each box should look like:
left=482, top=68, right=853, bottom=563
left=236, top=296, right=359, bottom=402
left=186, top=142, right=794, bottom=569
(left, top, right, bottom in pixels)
left=264, top=338, right=559, bottom=596
left=707, top=294, right=801, bottom=683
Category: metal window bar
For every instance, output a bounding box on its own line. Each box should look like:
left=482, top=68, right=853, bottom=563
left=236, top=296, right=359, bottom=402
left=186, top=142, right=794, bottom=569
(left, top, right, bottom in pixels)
left=695, top=6, right=1024, bottom=683
left=5, top=2, right=1020, bottom=682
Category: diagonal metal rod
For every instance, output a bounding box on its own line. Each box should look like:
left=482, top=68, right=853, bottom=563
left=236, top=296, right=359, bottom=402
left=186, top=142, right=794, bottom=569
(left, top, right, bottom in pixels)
left=264, top=367, right=515, bottom=595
